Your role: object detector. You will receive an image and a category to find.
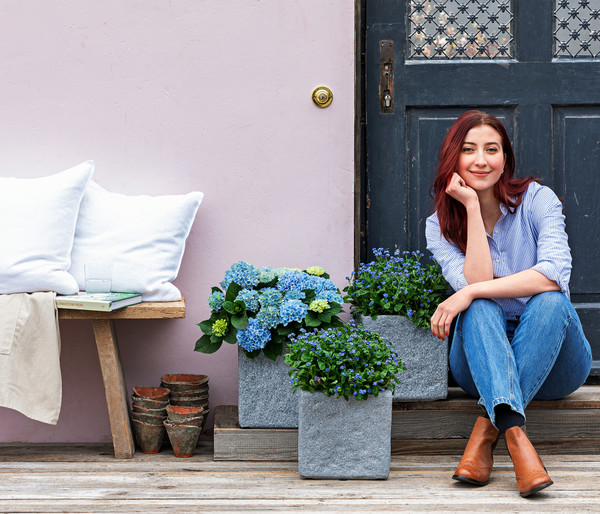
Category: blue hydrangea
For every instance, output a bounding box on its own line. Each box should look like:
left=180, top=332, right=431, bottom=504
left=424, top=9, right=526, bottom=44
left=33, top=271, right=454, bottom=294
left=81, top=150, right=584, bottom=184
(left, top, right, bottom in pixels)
left=220, top=261, right=261, bottom=290
left=256, top=306, right=281, bottom=329
left=280, top=299, right=309, bottom=325
left=235, top=289, right=260, bottom=312
left=236, top=318, right=271, bottom=351
left=208, top=291, right=225, bottom=310
left=284, top=289, right=306, bottom=301
left=258, top=288, right=283, bottom=309
left=276, top=270, right=309, bottom=293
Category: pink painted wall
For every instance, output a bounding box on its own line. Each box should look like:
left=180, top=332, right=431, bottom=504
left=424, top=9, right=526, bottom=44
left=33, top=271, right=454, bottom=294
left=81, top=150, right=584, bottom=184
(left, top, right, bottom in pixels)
left=0, top=1, right=355, bottom=442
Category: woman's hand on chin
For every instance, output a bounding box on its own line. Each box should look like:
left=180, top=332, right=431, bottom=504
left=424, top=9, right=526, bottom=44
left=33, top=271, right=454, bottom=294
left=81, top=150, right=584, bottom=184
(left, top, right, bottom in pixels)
left=445, top=172, right=479, bottom=208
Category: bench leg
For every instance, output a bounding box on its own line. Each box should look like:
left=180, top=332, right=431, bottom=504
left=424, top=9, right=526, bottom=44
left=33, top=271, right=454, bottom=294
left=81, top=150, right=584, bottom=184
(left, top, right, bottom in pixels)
left=92, top=319, right=135, bottom=459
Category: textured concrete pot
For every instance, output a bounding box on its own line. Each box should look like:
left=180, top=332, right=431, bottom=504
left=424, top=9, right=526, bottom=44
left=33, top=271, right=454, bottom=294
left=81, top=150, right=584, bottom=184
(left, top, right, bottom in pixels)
left=237, top=344, right=298, bottom=428
left=356, top=314, right=448, bottom=401
left=298, top=389, right=392, bottom=480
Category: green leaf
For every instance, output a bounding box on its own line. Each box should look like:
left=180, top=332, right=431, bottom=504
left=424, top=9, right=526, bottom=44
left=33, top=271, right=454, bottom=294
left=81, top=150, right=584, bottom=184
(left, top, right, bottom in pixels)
left=222, top=301, right=235, bottom=314
left=243, top=348, right=261, bottom=359
left=211, top=286, right=223, bottom=295
left=223, top=327, right=237, bottom=345
left=231, top=313, right=249, bottom=330
left=304, top=311, right=321, bottom=327
left=194, top=335, right=222, bottom=354
left=198, top=320, right=214, bottom=335
left=210, top=334, right=223, bottom=343
left=225, top=282, right=241, bottom=302
left=318, top=312, right=332, bottom=323
left=262, top=341, right=283, bottom=361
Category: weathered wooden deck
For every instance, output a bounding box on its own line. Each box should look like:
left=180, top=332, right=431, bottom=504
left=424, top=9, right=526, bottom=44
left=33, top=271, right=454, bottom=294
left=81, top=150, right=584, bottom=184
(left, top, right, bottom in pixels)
left=0, top=442, right=599, bottom=512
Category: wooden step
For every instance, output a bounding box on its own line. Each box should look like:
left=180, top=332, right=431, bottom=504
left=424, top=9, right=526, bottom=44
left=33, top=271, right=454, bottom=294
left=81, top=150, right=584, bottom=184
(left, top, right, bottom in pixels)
left=213, top=385, right=600, bottom=460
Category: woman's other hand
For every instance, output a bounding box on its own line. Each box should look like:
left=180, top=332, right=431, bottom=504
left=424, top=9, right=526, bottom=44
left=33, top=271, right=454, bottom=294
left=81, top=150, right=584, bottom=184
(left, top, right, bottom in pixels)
left=445, top=172, right=479, bottom=207
left=430, top=287, right=474, bottom=340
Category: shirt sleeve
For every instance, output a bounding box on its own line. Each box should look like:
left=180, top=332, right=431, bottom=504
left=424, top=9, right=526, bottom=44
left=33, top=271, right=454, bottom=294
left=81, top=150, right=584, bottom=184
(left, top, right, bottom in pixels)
left=425, top=213, right=468, bottom=292
left=528, top=185, right=572, bottom=298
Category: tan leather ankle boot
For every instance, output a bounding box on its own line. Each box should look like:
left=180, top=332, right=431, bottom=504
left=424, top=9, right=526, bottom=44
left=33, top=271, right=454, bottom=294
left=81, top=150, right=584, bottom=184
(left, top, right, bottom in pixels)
left=453, top=416, right=500, bottom=486
left=505, top=426, right=553, bottom=497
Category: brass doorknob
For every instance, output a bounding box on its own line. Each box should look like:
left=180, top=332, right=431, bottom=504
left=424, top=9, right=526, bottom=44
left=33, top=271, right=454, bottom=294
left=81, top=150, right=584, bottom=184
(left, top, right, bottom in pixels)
left=312, top=86, right=333, bottom=108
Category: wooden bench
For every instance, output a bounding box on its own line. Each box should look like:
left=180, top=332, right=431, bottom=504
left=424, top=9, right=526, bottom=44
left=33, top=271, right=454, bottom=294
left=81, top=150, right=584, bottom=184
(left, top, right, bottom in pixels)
left=58, top=297, right=186, bottom=459
left=213, top=385, right=600, bottom=460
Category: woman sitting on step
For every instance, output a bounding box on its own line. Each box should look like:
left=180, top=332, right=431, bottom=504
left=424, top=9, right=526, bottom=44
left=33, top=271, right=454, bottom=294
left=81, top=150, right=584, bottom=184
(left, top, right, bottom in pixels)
left=426, top=110, right=592, bottom=498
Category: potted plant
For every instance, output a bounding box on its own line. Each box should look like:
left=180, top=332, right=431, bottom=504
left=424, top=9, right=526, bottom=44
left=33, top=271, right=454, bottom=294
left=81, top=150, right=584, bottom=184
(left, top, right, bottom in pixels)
left=195, top=261, right=344, bottom=428
left=343, top=248, right=449, bottom=401
left=285, top=323, right=405, bottom=479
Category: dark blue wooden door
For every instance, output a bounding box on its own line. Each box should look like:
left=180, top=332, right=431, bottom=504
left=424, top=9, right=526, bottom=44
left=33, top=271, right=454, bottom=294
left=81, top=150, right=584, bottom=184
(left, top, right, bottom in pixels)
left=365, top=0, right=600, bottom=376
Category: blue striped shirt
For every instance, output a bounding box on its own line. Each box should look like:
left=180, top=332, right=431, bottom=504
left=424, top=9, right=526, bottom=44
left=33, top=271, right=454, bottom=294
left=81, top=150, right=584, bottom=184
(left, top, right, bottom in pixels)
left=425, top=182, right=571, bottom=319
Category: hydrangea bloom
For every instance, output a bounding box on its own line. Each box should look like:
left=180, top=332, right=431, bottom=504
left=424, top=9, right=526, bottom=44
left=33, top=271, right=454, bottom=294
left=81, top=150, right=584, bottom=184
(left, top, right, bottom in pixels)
left=235, top=289, right=260, bottom=312
left=236, top=318, right=271, bottom=351
left=258, top=288, right=283, bottom=309
left=256, top=306, right=280, bottom=329
left=220, top=261, right=261, bottom=290
left=306, top=266, right=325, bottom=276
left=208, top=291, right=225, bottom=310
left=280, top=299, right=309, bottom=325
left=212, top=319, right=228, bottom=337
left=309, top=299, right=329, bottom=313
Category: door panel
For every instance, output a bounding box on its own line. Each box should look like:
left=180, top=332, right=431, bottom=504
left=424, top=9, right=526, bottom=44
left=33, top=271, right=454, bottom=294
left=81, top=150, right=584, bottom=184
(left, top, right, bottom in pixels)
left=365, top=0, right=600, bottom=376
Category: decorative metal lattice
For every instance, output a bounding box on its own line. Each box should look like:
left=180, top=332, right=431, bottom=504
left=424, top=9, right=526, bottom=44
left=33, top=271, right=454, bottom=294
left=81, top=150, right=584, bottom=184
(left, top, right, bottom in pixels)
left=408, top=1, right=513, bottom=60
left=554, top=0, right=600, bottom=58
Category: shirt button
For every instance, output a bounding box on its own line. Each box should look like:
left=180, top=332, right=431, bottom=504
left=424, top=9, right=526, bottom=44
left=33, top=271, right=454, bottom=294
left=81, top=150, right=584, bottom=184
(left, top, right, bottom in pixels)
left=496, top=259, right=500, bottom=263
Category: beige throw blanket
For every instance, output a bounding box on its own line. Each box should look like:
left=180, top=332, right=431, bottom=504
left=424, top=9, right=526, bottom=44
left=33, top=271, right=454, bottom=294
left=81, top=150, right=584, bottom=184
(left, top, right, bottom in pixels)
left=0, top=292, right=62, bottom=424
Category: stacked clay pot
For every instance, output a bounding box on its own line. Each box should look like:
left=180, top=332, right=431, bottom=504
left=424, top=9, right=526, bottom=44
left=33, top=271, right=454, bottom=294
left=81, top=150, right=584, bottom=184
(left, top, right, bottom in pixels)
left=163, top=405, right=205, bottom=457
left=161, top=374, right=209, bottom=421
left=130, top=386, right=169, bottom=453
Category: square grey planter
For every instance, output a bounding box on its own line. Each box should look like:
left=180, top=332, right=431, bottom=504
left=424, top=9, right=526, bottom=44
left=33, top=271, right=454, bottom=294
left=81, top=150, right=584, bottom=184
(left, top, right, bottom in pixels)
left=356, top=314, right=448, bottom=401
left=237, top=344, right=298, bottom=428
left=298, top=389, right=392, bottom=480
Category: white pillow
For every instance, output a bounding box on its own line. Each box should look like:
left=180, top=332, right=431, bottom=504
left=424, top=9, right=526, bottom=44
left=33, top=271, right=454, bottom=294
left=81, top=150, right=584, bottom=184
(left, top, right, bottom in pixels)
left=69, top=182, right=203, bottom=301
left=0, top=161, right=94, bottom=295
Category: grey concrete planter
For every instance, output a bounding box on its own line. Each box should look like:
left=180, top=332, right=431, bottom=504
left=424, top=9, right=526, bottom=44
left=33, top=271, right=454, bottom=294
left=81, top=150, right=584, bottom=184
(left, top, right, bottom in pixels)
left=298, top=389, right=392, bottom=480
left=356, top=314, right=448, bottom=401
left=237, top=344, right=298, bottom=428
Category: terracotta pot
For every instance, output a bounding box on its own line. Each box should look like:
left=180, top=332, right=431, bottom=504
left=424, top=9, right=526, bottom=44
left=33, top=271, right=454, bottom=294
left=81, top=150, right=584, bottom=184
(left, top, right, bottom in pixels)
left=132, top=411, right=167, bottom=425
left=131, top=401, right=168, bottom=415
left=169, top=392, right=208, bottom=402
left=169, top=386, right=209, bottom=398
left=166, top=405, right=204, bottom=423
left=131, top=419, right=165, bottom=454
left=132, top=386, right=170, bottom=400
left=169, top=398, right=209, bottom=408
left=131, top=396, right=169, bottom=410
left=164, top=420, right=201, bottom=458
left=161, top=374, right=209, bottom=392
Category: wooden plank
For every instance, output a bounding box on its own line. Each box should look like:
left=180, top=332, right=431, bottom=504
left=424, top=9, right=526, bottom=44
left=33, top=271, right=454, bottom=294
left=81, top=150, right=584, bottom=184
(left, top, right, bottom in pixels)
left=393, top=386, right=600, bottom=411
left=58, top=297, right=186, bottom=320
left=92, top=320, right=134, bottom=459
left=391, top=409, right=600, bottom=440
left=0, top=446, right=599, bottom=512
left=214, top=406, right=297, bottom=461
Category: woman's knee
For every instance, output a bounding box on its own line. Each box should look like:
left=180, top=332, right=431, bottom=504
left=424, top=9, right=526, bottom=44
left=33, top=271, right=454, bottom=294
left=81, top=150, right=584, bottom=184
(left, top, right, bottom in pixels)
left=526, top=291, right=572, bottom=317
left=461, top=298, right=503, bottom=323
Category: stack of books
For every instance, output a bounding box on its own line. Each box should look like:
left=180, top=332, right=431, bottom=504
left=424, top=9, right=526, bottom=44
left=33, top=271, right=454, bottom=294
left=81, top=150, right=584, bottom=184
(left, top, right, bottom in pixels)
left=55, top=292, right=142, bottom=312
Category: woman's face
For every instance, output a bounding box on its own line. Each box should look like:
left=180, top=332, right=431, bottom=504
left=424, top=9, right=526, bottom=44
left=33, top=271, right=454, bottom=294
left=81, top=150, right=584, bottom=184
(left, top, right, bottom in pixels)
left=457, top=124, right=507, bottom=193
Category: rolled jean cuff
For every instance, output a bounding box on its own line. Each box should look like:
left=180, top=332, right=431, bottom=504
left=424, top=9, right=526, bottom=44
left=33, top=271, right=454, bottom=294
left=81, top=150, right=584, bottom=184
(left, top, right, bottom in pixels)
left=477, top=397, right=526, bottom=428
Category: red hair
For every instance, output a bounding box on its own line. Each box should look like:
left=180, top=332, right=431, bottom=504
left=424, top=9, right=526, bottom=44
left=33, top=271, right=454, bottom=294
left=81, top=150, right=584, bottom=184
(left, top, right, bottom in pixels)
left=431, top=110, right=538, bottom=253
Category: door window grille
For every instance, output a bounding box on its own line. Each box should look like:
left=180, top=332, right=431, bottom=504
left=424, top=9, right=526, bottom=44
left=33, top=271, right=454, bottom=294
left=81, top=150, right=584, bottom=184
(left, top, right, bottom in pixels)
left=554, top=0, right=600, bottom=58
left=408, top=0, right=513, bottom=60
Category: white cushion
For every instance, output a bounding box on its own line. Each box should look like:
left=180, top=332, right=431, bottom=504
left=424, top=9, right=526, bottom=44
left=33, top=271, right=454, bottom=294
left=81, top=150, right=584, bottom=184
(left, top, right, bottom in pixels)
left=69, top=182, right=203, bottom=301
left=0, top=161, right=94, bottom=295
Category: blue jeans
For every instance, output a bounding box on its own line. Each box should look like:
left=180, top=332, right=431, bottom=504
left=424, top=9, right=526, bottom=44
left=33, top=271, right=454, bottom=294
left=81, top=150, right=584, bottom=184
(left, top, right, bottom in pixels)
left=449, top=291, right=592, bottom=427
